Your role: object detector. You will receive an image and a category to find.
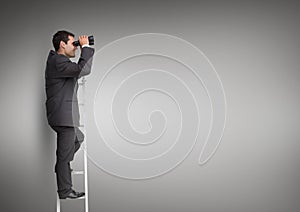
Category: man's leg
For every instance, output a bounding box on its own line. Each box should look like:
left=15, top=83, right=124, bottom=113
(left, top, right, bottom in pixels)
left=51, top=126, right=76, bottom=198
left=74, top=127, right=84, bottom=153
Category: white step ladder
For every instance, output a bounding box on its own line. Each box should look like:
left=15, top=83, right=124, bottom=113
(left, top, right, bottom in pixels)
left=56, top=77, right=89, bottom=212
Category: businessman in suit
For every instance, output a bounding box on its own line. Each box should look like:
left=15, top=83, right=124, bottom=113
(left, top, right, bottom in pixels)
left=45, top=30, right=94, bottom=199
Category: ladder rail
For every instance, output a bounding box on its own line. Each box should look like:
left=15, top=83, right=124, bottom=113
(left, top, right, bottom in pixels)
left=57, top=194, right=60, bottom=212
left=79, top=77, right=89, bottom=212
left=84, top=141, right=89, bottom=212
left=81, top=77, right=89, bottom=212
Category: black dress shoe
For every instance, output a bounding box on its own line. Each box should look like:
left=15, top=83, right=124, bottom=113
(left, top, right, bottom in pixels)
left=60, top=190, right=85, bottom=199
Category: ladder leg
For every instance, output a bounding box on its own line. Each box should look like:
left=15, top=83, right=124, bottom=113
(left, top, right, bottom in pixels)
left=84, top=143, right=89, bottom=212
left=81, top=77, right=89, bottom=212
left=56, top=194, right=60, bottom=212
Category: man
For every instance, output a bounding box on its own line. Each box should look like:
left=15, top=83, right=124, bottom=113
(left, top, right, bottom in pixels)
left=45, top=30, right=94, bottom=199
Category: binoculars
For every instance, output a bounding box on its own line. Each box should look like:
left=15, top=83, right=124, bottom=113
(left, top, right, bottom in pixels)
left=73, top=35, right=94, bottom=46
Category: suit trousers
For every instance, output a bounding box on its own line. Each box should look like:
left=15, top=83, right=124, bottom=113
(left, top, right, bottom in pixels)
left=51, top=126, right=84, bottom=198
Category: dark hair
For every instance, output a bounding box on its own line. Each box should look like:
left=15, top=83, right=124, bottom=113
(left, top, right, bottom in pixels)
left=52, top=30, right=75, bottom=51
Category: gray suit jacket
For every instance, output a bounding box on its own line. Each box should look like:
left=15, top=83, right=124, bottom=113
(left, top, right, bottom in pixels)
left=45, top=47, right=94, bottom=126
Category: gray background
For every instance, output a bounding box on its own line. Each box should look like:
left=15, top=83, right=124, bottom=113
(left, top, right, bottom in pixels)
left=0, top=0, right=300, bottom=211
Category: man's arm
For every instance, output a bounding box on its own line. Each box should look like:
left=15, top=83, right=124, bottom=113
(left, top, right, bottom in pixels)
left=78, top=47, right=94, bottom=78
left=55, top=47, right=94, bottom=78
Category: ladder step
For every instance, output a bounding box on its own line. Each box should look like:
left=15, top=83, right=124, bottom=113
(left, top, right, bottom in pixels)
left=60, top=196, right=85, bottom=201
left=77, top=196, right=85, bottom=200
left=72, top=171, right=84, bottom=175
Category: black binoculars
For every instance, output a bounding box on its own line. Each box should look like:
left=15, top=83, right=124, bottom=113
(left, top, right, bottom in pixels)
left=73, top=35, right=94, bottom=46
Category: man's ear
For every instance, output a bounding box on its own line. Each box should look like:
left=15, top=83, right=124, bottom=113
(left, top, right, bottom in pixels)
left=60, top=41, right=66, bottom=49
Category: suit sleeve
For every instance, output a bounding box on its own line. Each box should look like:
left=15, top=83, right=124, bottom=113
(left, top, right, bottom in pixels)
left=55, top=47, right=94, bottom=78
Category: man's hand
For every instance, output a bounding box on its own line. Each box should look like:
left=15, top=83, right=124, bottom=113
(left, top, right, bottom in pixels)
left=79, top=35, right=89, bottom=46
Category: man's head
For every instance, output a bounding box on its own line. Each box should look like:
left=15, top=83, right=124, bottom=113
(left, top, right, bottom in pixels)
left=52, top=30, right=77, bottom=58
